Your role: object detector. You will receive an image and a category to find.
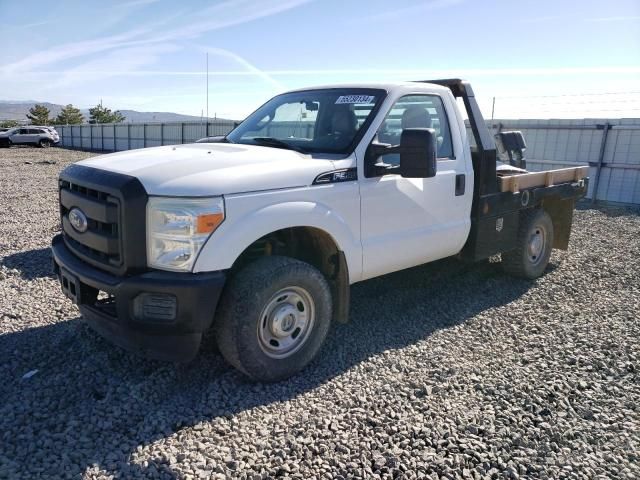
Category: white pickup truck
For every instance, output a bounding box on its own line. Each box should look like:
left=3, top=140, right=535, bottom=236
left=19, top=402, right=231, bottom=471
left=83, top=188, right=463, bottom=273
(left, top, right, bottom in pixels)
left=52, top=79, right=588, bottom=381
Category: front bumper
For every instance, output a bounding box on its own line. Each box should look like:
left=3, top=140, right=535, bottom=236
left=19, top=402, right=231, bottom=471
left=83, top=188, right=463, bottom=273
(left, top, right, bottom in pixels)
left=51, top=234, right=226, bottom=362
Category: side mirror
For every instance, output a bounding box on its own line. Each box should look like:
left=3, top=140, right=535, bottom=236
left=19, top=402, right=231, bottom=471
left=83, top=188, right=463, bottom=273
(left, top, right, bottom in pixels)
left=399, top=128, right=437, bottom=178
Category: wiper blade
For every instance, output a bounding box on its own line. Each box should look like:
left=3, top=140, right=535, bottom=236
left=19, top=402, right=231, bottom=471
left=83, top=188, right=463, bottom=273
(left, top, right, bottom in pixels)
left=251, top=137, right=307, bottom=154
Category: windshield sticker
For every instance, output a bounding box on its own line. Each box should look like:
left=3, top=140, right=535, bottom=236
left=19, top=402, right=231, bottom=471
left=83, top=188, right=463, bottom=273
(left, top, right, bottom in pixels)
left=335, top=95, right=375, bottom=104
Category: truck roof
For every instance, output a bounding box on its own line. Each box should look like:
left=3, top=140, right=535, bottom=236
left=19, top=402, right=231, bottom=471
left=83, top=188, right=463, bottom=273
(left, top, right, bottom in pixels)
left=285, top=81, right=451, bottom=94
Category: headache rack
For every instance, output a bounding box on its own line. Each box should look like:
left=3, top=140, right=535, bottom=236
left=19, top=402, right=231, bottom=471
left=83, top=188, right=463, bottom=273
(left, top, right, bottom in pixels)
left=415, top=79, right=589, bottom=261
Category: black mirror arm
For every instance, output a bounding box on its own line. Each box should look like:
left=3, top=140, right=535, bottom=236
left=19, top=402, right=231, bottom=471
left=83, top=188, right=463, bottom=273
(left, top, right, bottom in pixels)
left=373, top=163, right=400, bottom=176
left=365, top=142, right=401, bottom=177
left=369, top=142, right=397, bottom=156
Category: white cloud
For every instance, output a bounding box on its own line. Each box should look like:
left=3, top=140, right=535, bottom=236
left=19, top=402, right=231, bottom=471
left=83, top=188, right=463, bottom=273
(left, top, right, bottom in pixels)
left=189, top=45, right=285, bottom=91
left=0, top=0, right=312, bottom=115
left=8, top=20, right=53, bottom=30
left=520, top=15, right=565, bottom=24
left=360, top=0, right=464, bottom=23
left=584, top=15, right=640, bottom=22
left=523, top=14, right=640, bottom=24
left=1, top=0, right=312, bottom=75
left=48, top=43, right=181, bottom=89
left=119, top=0, right=161, bottom=7
left=27, top=65, right=637, bottom=77
left=0, top=27, right=156, bottom=74
left=147, top=0, right=312, bottom=43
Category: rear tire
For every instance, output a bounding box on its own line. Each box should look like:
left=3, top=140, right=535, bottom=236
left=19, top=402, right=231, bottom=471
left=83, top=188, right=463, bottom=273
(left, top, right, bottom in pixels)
left=215, top=256, right=332, bottom=382
left=39, top=139, right=51, bottom=148
left=502, top=209, right=554, bottom=279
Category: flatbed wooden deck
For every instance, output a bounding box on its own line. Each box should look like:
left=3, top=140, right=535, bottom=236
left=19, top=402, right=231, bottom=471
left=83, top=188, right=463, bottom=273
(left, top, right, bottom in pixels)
left=498, top=166, right=589, bottom=193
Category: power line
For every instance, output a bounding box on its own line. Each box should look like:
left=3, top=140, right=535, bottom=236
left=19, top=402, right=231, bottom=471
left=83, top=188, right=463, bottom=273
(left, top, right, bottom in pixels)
left=499, top=99, right=640, bottom=107
left=494, top=91, right=640, bottom=99
left=507, top=108, right=640, bottom=113
left=487, top=91, right=640, bottom=118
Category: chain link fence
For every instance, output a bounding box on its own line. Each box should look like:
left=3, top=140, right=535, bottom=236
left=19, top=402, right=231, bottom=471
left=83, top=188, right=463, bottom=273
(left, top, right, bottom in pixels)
left=56, top=120, right=236, bottom=151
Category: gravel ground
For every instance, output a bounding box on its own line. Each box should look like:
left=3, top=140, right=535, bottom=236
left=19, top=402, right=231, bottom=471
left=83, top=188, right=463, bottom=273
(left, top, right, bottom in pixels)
left=0, top=146, right=639, bottom=480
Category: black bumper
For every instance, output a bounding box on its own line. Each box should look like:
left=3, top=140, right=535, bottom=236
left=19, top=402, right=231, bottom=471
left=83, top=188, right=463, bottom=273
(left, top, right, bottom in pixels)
left=51, top=234, right=226, bottom=362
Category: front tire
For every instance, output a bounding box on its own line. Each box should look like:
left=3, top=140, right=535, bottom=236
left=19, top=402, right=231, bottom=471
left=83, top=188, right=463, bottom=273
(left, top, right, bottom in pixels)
left=39, top=139, right=51, bottom=148
left=215, top=256, right=332, bottom=382
left=502, top=209, right=554, bottom=279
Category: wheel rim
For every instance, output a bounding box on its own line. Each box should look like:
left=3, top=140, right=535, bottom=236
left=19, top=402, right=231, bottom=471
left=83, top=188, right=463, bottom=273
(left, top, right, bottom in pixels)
left=527, top=223, right=546, bottom=265
left=41, top=141, right=50, bottom=148
left=257, top=286, right=315, bottom=359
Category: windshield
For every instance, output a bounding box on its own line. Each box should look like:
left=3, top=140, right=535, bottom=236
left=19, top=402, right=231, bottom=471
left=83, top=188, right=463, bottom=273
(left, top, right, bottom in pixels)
left=227, top=88, right=386, bottom=154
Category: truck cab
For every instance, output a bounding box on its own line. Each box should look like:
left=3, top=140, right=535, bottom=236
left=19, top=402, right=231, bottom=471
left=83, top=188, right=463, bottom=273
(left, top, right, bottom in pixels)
left=52, top=80, right=588, bottom=381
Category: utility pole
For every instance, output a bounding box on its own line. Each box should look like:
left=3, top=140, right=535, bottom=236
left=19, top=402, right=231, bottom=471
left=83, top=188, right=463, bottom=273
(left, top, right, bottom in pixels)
left=206, top=52, right=209, bottom=121
left=491, top=96, right=496, bottom=120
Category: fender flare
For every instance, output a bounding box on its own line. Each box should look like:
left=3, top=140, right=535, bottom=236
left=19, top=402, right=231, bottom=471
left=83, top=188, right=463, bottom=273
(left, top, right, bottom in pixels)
left=193, top=200, right=362, bottom=282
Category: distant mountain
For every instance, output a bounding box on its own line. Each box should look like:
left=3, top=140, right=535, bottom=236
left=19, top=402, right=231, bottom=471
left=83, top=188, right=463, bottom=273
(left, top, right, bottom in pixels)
left=0, top=99, right=42, bottom=104
left=0, top=102, right=66, bottom=121
left=0, top=100, right=232, bottom=123
left=113, top=110, right=219, bottom=123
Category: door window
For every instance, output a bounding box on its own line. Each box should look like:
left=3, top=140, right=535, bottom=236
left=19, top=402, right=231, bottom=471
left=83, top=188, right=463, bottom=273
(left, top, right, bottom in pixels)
left=376, top=94, right=454, bottom=166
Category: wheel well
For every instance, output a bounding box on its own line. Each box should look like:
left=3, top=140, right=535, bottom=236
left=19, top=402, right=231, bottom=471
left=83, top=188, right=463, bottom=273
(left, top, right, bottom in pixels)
left=232, top=227, right=351, bottom=323
left=232, top=227, right=338, bottom=278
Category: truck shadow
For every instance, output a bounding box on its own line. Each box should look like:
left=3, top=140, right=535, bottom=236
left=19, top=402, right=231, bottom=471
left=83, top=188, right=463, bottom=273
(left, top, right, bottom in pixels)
left=0, top=257, right=541, bottom=478
left=1, top=246, right=55, bottom=280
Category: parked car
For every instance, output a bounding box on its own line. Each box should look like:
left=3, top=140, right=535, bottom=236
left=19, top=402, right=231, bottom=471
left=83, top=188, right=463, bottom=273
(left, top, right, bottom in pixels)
left=52, top=79, right=588, bottom=381
left=0, top=126, right=59, bottom=148
left=31, top=126, right=60, bottom=143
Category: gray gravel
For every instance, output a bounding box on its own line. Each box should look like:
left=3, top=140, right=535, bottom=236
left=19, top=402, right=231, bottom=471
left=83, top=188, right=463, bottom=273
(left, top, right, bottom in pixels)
left=1, top=146, right=639, bottom=480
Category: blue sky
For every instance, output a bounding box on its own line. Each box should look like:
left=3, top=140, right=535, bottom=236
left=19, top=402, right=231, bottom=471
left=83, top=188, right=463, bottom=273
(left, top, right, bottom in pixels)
left=1, top=0, right=639, bottom=119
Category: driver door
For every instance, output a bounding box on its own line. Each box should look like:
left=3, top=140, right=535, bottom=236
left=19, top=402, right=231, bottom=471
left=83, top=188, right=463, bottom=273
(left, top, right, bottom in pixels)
left=359, top=94, right=470, bottom=280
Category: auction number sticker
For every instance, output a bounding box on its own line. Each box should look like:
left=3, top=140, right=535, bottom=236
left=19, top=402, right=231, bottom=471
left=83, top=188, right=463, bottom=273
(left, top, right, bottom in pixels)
left=335, top=95, right=375, bottom=104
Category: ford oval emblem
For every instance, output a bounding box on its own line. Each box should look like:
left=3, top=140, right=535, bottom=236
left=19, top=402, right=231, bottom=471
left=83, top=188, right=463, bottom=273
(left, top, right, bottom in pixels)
left=69, top=207, right=88, bottom=233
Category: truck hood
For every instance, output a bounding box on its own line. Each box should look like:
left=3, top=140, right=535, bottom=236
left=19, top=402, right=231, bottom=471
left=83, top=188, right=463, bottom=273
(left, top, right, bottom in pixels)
left=77, top=143, right=338, bottom=196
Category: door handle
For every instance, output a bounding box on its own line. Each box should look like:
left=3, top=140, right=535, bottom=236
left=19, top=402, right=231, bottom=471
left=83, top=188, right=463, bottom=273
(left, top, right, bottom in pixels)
left=455, top=174, right=465, bottom=196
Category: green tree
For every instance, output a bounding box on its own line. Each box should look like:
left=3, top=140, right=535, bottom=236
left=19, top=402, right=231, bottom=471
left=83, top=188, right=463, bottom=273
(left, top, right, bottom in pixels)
left=0, top=120, right=19, bottom=128
left=89, top=103, right=125, bottom=124
left=26, top=104, right=51, bottom=125
left=54, top=104, right=84, bottom=125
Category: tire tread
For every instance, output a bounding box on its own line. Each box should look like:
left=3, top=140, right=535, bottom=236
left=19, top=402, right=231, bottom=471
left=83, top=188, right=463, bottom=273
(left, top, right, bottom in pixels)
left=215, top=256, right=332, bottom=381
left=502, top=208, right=554, bottom=279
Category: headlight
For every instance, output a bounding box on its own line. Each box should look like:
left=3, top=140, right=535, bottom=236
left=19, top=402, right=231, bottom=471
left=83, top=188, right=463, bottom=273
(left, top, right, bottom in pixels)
left=146, top=196, right=225, bottom=272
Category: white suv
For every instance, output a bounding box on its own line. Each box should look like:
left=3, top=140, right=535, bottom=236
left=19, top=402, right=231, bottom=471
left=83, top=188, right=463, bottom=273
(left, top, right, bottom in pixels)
left=0, top=126, right=59, bottom=148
